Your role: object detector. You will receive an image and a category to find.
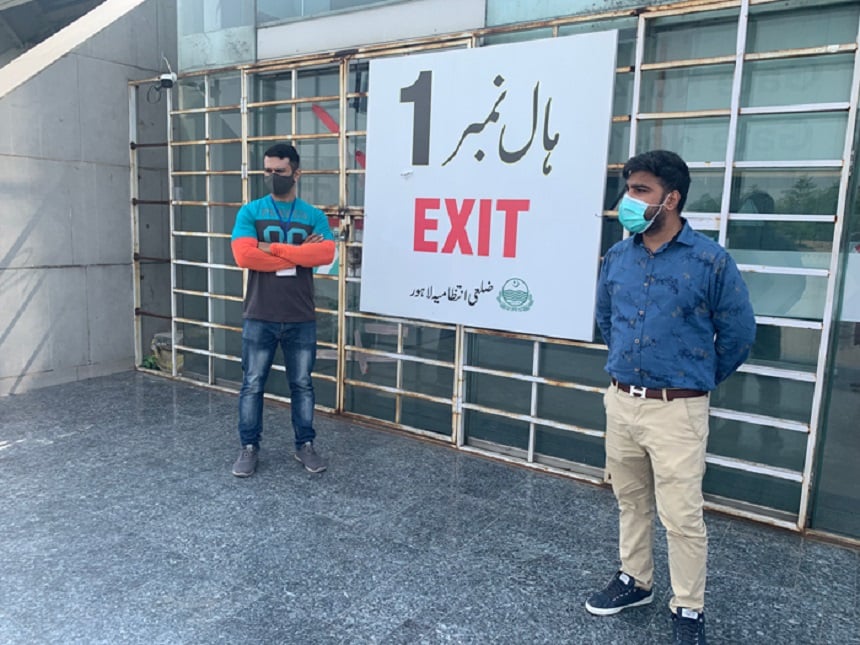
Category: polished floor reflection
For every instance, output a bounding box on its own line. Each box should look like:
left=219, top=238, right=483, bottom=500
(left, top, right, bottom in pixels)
left=1, top=372, right=857, bottom=644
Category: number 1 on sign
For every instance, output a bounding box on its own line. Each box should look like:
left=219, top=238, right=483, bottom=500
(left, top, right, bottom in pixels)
left=400, top=70, right=432, bottom=166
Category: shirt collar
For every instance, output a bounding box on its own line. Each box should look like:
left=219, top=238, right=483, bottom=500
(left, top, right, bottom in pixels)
left=633, top=218, right=694, bottom=252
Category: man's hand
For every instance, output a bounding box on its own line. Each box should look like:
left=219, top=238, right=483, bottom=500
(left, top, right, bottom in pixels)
left=303, top=234, right=325, bottom=244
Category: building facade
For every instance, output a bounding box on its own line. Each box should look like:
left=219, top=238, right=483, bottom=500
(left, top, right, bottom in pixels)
left=130, top=0, right=860, bottom=541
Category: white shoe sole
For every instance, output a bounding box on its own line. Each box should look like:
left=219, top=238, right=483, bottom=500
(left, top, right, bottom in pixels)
left=585, top=592, right=653, bottom=616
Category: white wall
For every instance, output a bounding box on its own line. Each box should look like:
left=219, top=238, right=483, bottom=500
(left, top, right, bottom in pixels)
left=0, top=0, right=175, bottom=396
left=257, top=0, right=486, bottom=59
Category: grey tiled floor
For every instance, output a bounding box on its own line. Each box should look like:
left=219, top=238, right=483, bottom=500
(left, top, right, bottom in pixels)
left=0, top=372, right=857, bottom=644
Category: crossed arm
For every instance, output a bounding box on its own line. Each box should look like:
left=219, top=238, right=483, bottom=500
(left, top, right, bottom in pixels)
left=231, top=235, right=336, bottom=272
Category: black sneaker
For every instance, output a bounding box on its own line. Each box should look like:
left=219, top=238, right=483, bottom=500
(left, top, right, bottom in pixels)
left=294, top=442, right=327, bottom=473
left=585, top=571, right=653, bottom=616
left=672, top=608, right=707, bottom=644
left=232, top=444, right=258, bottom=477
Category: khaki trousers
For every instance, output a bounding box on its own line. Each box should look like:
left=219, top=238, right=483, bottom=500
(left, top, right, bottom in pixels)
left=603, top=383, right=710, bottom=611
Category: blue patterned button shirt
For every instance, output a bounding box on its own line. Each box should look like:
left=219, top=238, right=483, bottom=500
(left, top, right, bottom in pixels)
left=595, top=220, right=756, bottom=392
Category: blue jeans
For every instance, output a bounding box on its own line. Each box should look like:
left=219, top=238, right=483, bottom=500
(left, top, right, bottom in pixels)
left=237, top=318, right=317, bottom=449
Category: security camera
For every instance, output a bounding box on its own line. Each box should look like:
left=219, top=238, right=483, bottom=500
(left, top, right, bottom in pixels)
left=159, top=72, right=177, bottom=89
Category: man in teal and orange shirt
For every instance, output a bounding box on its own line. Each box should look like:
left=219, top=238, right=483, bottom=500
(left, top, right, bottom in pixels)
left=230, top=143, right=335, bottom=477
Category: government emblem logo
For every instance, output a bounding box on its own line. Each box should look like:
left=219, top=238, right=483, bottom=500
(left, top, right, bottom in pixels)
left=497, top=277, right=534, bottom=312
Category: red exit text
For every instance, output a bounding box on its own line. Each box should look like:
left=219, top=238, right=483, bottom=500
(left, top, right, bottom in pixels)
left=413, top=198, right=530, bottom=258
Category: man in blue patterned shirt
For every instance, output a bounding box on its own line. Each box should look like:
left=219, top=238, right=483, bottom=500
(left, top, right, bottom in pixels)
left=586, top=150, right=756, bottom=645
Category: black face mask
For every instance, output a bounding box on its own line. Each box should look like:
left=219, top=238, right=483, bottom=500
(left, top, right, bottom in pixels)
left=265, top=173, right=296, bottom=196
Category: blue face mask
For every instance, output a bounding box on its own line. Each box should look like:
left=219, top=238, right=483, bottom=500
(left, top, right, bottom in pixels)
left=617, top=194, right=664, bottom=234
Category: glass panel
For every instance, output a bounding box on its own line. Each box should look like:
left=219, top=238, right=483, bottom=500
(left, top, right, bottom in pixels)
left=403, top=362, right=453, bottom=399
left=557, top=21, right=638, bottom=68
left=467, top=334, right=532, bottom=372
left=704, top=464, right=800, bottom=514
left=481, top=29, right=553, bottom=46
left=346, top=281, right=360, bottom=311
left=178, top=0, right=254, bottom=71
left=175, top=205, right=207, bottom=232
left=176, top=264, right=207, bottom=293
left=727, top=221, right=834, bottom=269
left=466, top=372, right=531, bottom=415
left=211, top=205, right=235, bottom=235
left=211, top=268, right=243, bottom=298
left=645, top=12, right=738, bottom=63
left=607, top=121, right=630, bottom=165
left=176, top=323, right=208, bottom=352
left=605, top=173, right=625, bottom=211
left=258, top=0, right=404, bottom=23
left=177, top=350, right=207, bottom=379
left=347, top=61, right=369, bottom=128
left=295, top=136, right=338, bottom=170
left=637, top=117, right=729, bottom=162
left=347, top=135, right=366, bottom=170
left=214, top=355, right=243, bottom=384
left=534, top=426, right=605, bottom=470
left=211, top=299, right=243, bottom=327
left=749, top=324, right=819, bottom=368
left=250, top=105, right=294, bottom=138
left=252, top=71, right=293, bottom=102
left=175, top=235, right=207, bottom=263
left=540, top=343, right=608, bottom=387
left=536, top=385, right=604, bottom=431
left=641, top=65, right=733, bottom=113
left=177, top=77, right=206, bottom=109
left=741, top=55, right=855, bottom=108
left=211, top=175, right=242, bottom=203
left=464, top=409, right=528, bottom=451
left=491, top=1, right=663, bottom=28
left=174, top=175, right=207, bottom=203
left=345, top=243, right=362, bottom=279
left=211, top=143, right=242, bottom=172
left=747, top=2, right=860, bottom=53
left=211, top=235, right=233, bottom=265
left=613, top=73, right=633, bottom=117
left=176, top=292, right=207, bottom=321
left=316, top=311, right=338, bottom=345
left=315, top=379, right=336, bottom=409
left=298, top=101, right=340, bottom=139
left=315, top=278, right=338, bottom=310
left=712, top=372, right=813, bottom=422
left=401, top=398, right=451, bottom=436
left=348, top=173, right=365, bottom=207
left=600, top=214, right=623, bottom=257
left=297, top=67, right=339, bottom=98
left=685, top=170, right=725, bottom=212
left=174, top=144, right=205, bottom=172
left=345, top=385, right=395, bottom=422
left=812, top=321, right=860, bottom=537
left=731, top=170, right=840, bottom=215
left=209, top=73, right=241, bottom=106
left=744, top=272, right=827, bottom=320
left=175, top=113, right=205, bottom=141
left=298, top=174, right=338, bottom=207
left=402, top=325, right=455, bottom=362
left=709, top=417, right=807, bottom=471
left=736, top=113, right=848, bottom=162
left=210, top=110, right=241, bottom=140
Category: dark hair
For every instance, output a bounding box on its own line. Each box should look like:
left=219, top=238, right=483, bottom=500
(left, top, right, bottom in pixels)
left=623, top=150, right=691, bottom=213
left=264, top=143, right=300, bottom=168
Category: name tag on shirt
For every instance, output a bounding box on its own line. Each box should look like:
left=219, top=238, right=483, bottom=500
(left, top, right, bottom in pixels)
left=276, top=268, right=297, bottom=277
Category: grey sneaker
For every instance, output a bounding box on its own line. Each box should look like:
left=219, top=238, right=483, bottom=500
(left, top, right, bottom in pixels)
left=294, top=442, right=326, bottom=473
left=232, top=444, right=258, bottom=477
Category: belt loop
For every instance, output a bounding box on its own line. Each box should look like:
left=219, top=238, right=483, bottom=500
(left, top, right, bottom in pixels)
left=661, top=388, right=668, bottom=402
